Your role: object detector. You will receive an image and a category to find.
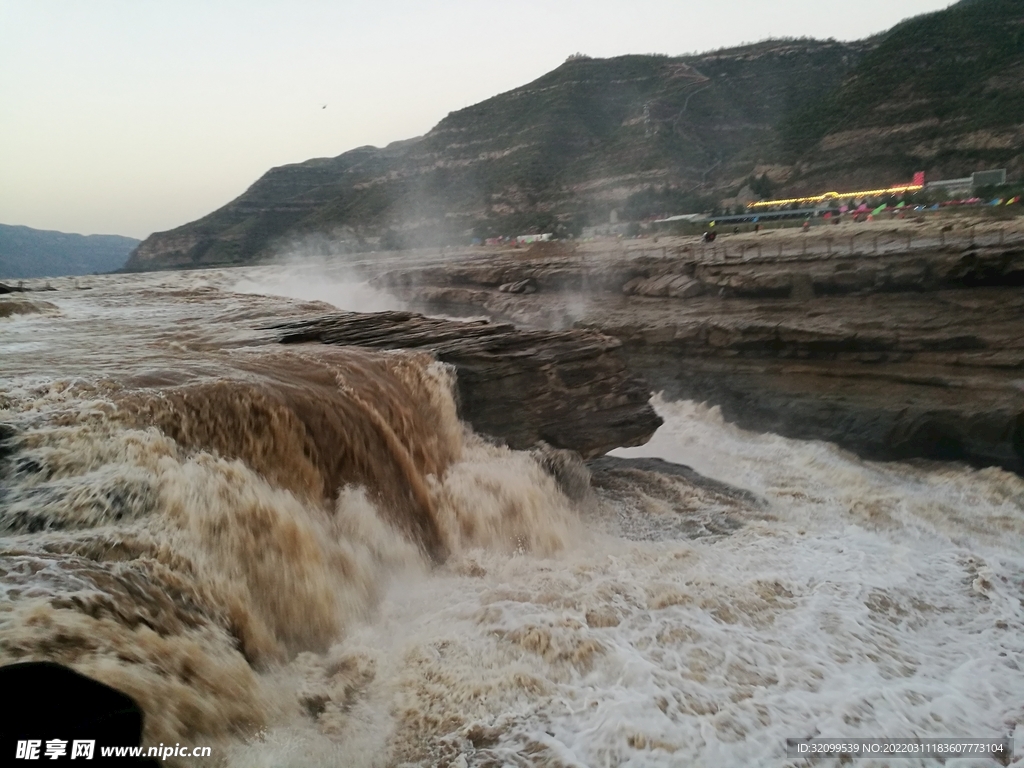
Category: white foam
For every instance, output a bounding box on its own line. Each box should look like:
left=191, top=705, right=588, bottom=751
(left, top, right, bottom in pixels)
left=234, top=397, right=1024, bottom=766
left=5, top=274, right=1023, bottom=765
left=230, top=259, right=403, bottom=313
left=231, top=272, right=400, bottom=313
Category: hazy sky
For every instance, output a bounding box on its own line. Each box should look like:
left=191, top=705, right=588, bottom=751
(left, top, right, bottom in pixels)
left=2, top=0, right=954, bottom=239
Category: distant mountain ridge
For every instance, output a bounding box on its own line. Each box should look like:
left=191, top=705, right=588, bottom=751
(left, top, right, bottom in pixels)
left=127, top=0, right=1024, bottom=271
left=0, top=224, right=138, bottom=279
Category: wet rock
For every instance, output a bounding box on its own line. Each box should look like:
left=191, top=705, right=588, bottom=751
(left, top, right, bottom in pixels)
left=270, top=311, right=661, bottom=458
left=588, top=456, right=766, bottom=508
left=586, top=455, right=761, bottom=541
left=530, top=442, right=594, bottom=503
left=498, top=278, right=537, bottom=294
left=0, top=423, right=16, bottom=463
left=623, top=274, right=704, bottom=298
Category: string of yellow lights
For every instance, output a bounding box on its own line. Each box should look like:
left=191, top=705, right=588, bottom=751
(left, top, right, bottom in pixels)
left=747, top=183, right=923, bottom=209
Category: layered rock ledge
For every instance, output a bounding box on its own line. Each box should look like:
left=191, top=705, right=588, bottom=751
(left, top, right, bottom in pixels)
left=270, top=311, right=662, bottom=458
left=368, top=223, right=1024, bottom=473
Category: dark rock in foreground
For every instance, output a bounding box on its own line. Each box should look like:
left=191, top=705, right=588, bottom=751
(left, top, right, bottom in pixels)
left=0, top=661, right=155, bottom=765
left=270, top=311, right=662, bottom=458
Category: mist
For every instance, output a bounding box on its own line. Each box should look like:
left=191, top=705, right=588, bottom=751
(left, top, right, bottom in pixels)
left=230, top=235, right=405, bottom=313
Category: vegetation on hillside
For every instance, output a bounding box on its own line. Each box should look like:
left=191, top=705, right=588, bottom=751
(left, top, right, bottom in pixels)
left=782, top=0, right=1024, bottom=157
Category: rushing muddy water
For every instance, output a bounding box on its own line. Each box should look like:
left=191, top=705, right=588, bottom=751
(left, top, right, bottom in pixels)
left=2, top=267, right=1023, bottom=767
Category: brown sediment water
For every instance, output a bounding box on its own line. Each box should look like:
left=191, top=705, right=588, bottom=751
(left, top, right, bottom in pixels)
left=3, top=265, right=1024, bottom=767
left=0, top=269, right=579, bottom=753
left=118, top=348, right=461, bottom=562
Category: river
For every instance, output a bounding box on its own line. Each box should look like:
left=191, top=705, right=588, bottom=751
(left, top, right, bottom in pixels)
left=2, top=266, right=1022, bottom=766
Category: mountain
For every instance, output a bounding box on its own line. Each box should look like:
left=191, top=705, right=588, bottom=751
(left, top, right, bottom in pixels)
left=127, top=40, right=869, bottom=270
left=782, top=0, right=1024, bottom=191
left=127, top=0, right=1024, bottom=271
left=0, top=224, right=139, bottom=279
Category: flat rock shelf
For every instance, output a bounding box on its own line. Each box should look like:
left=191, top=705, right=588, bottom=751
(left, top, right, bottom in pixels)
left=370, top=228, right=1024, bottom=474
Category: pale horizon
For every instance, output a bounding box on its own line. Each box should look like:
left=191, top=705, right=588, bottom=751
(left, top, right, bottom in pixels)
left=2, top=0, right=956, bottom=240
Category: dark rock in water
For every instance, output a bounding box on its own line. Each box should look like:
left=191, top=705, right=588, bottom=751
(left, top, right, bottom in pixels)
left=588, top=456, right=765, bottom=508
left=0, top=281, right=58, bottom=295
left=586, top=455, right=764, bottom=541
left=0, top=297, right=58, bottom=318
left=0, top=661, right=157, bottom=765
left=270, top=311, right=662, bottom=458
left=0, top=423, right=15, bottom=461
left=531, top=442, right=594, bottom=503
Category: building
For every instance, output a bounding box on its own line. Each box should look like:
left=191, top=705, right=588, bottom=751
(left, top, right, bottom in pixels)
left=925, top=169, right=1006, bottom=194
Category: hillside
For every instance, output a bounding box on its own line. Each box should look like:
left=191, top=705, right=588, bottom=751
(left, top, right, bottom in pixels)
left=127, top=0, right=1024, bottom=271
left=784, top=0, right=1024, bottom=190
left=0, top=224, right=138, bottom=279
left=127, top=40, right=868, bottom=270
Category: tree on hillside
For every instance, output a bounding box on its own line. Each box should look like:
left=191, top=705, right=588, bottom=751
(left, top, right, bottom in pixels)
left=750, top=173, right=774, bottom=199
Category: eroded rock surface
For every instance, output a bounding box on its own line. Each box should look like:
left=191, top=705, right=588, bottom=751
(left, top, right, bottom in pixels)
left=370, top=227, right=1024, bottom=473
left=586, top=456, right=768, bottom=542
left=270, top=311, right=662, bottom=458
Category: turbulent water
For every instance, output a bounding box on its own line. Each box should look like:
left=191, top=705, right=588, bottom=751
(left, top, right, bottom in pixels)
left=2, top=266, right=1023, bottom=767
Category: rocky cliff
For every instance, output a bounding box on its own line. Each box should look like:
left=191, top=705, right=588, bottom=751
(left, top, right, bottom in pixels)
left=368, top=220, right=1024, bottom=473
left=126, top=39, right=871, bottom=270
left=127, top=0, right=1024, bottom=272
